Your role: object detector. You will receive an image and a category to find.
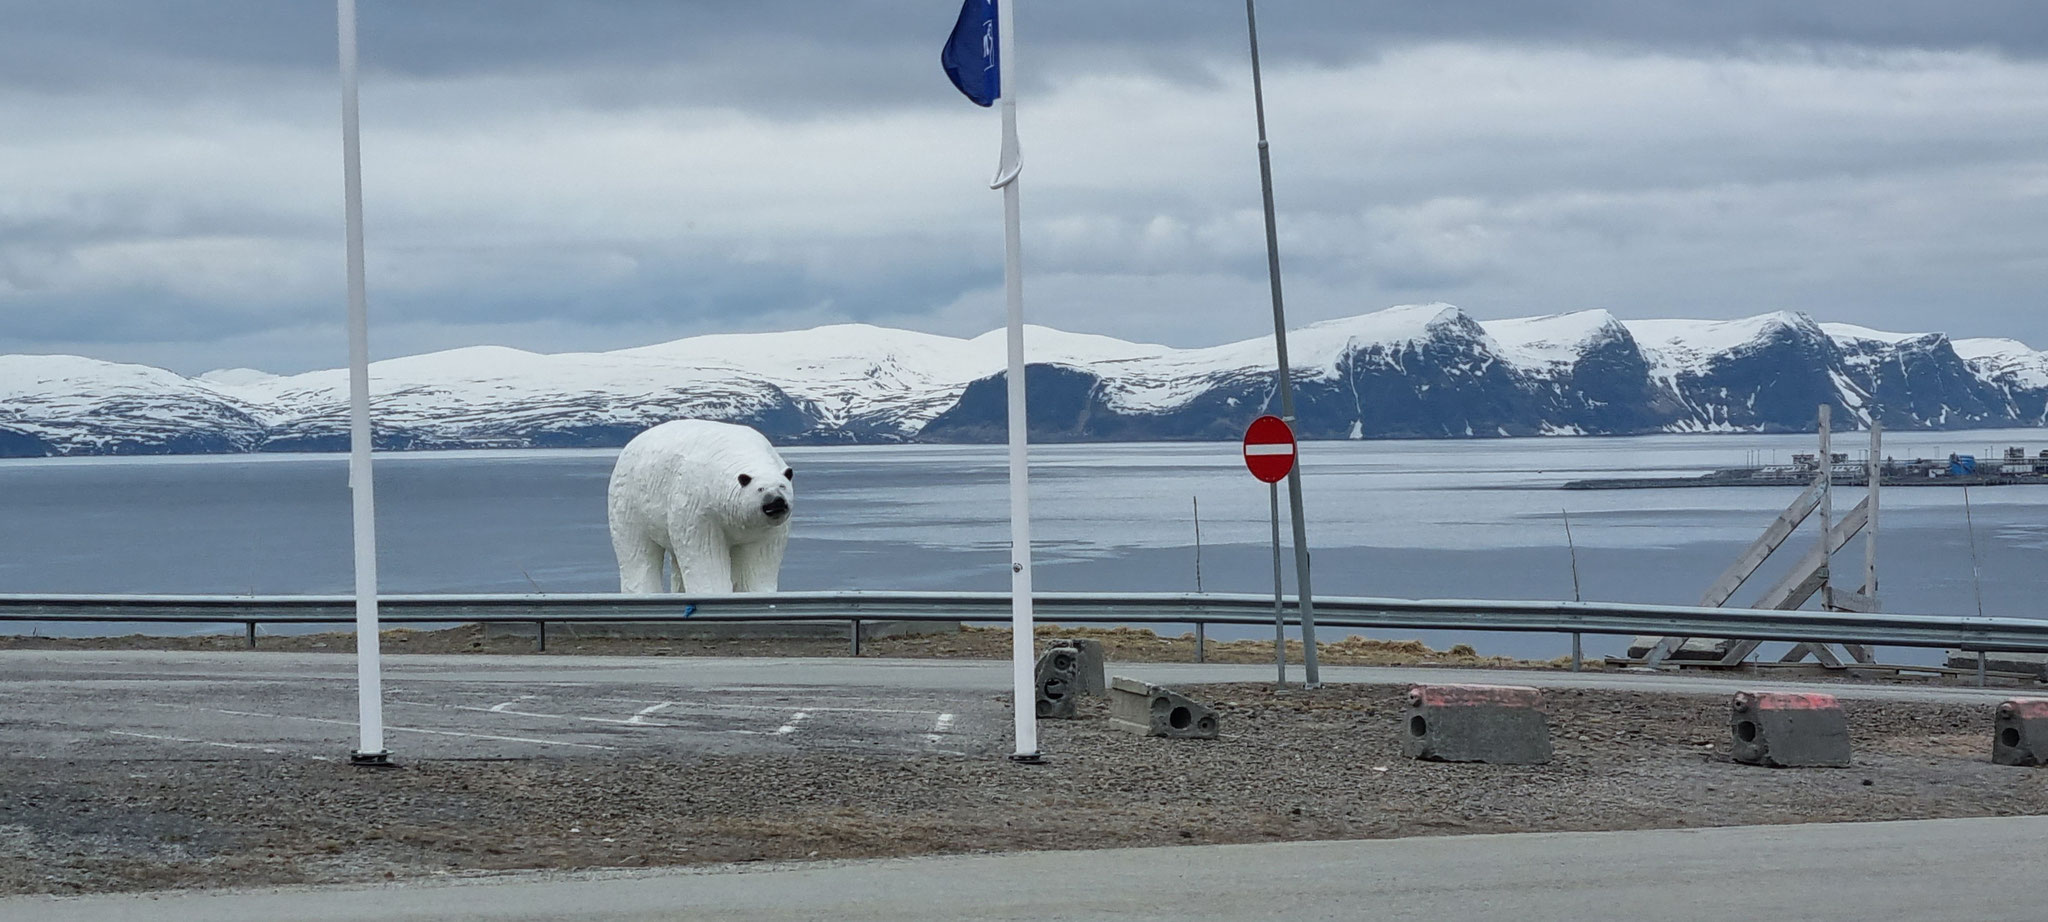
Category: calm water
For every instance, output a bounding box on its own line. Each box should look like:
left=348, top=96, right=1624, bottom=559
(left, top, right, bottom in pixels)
left=2, top=430, right=2044, bottom=658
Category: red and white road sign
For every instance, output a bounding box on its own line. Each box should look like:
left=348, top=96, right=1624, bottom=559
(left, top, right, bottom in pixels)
left=1242, top=415, right=1296, bottom=483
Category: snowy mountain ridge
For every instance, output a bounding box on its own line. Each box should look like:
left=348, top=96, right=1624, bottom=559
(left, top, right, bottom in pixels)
left=3, top=304, right=2044, bottom=456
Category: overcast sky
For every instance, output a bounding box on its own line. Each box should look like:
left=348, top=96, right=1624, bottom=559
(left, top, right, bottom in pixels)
left=3, top=1, right=2045, bottom=374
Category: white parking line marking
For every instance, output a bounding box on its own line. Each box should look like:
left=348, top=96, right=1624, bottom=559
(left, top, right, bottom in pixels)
left=168, top=705, right=616, bottom=751
left=775, top=711, right=811, bottom=736
left=592, top=696, right=936, bottom=716
left=924, top=713, right=956, bottom=745
left=627, top=702, right=675, bottom=725
left=388, top=700, right=677, bottom=729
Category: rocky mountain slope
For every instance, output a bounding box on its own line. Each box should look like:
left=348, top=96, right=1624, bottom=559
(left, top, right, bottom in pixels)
left=3, top=304, right=2043, bottom=455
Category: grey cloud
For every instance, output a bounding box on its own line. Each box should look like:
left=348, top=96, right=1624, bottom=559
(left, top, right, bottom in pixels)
left=10, top=2, right=2048, bottom=98
left=4, top=2, right=2048, bottom=375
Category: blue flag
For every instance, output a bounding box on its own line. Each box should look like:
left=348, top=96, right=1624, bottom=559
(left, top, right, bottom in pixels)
left=941, top=0, right=999, bottom=107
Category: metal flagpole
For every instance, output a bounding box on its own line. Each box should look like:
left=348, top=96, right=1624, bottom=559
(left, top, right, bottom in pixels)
left=993, top=0, right=1039, bottom=762
left=337, top=0, right=389, bottom=767
left=1244, top=0, right=1320, bottom=686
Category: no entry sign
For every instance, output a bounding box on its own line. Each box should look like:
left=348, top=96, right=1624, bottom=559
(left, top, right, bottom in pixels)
left=1242, top=415, right=1296, bottom=483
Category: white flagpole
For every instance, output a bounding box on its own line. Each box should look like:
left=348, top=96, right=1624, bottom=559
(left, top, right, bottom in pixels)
left=992, top=0, right=1038, bottom=763
left=337, top=0, right=389, bottom=767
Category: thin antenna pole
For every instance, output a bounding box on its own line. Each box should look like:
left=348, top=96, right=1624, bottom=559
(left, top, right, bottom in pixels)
left=1561, top=508, right=1583, bottom=602
left=336, top=0, right=387, bottom=766
left=1245, top=0, right=1319, bottom=686
left=1963, top=486, right=1986, bottom=620
left=1562, top=508, right=1582, bottom=672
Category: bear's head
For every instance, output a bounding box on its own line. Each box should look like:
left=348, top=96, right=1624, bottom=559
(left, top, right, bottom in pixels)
left=734, top=464, right=795, bottom=527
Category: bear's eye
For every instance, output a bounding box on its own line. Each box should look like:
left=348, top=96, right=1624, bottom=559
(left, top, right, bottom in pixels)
left=736, top=474, right=752, bottom=487
left=783, top=467, right=794, bottom=481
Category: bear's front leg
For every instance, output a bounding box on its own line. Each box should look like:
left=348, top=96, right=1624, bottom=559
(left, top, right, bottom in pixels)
left=730, top=531, right=788, bottom=592
left=667, top=528, right=734, bottom=593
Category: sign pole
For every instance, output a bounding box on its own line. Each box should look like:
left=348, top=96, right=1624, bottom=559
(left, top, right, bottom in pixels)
left=1270, top=480, right=1285, bottom=686
left=336, top=0, right=388, bottom=767
left=1244, top=0, right=1320, bottom=686
left=1244, top=415, right=1298, bottom=688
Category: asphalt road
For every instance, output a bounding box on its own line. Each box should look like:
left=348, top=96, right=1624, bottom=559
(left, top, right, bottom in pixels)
left=11, top=814, right=2044, bottom=921
left=0, top=650, right=2031, bottom=762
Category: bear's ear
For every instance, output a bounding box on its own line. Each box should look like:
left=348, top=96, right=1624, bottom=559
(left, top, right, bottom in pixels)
left=737, top=474, right=753, bottom=487
left=784, top=467, right=794, bottom=481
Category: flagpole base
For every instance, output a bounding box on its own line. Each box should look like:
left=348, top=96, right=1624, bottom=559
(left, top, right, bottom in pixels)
left=1008, top=752, right=1046, bottom=765
left=349, top=750, right=396, bottom=768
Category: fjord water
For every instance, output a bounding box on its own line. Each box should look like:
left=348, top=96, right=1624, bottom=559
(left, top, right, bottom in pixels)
left=1, top=430, right=2043, bottom=659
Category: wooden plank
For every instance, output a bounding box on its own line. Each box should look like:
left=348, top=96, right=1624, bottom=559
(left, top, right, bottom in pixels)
left=1641, top=636, right=1685, bottom=668
left=1717, top=638, right=1764, bottom=665
left=1697, top=477, right=1825, bottom=607
left=1780, top=642, right=1845, bottom=666
left=1749, top=498, right=1869, bottom=610
left=1824, top=587, right=1880, bottom=613
left=1762, top=564, right=1832, bottom=613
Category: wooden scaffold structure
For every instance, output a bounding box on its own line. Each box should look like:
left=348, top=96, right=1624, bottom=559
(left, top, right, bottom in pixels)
left=1629, top=405, right=1882, bottom=668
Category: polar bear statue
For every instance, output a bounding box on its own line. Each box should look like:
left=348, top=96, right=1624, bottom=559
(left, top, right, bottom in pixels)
left=607, top=419, right=794, bottom=594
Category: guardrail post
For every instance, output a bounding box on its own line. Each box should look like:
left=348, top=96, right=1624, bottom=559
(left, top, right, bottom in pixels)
left=245, top=622, right=257, bottom=649
left=1195, top=622, right=1207, bottom=663
left=1571, top=632, right=1582, bottom=672
left=850, top=618, right=863, bottom=656
left=536, top=620, right=546, bottom=653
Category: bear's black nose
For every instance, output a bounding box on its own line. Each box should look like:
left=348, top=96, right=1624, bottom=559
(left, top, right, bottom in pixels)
left=762, top=496, right=790, bottom=519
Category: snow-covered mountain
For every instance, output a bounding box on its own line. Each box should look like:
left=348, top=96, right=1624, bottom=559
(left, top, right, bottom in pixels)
left=4, top=304, right=2045, bottom=456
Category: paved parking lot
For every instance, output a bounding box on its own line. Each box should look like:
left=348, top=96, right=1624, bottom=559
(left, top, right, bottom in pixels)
left=0, top=651, right=1008, bottom=761
left=3, top=649, right=2027, bottom=763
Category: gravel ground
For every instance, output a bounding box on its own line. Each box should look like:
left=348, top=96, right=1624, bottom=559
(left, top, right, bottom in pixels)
left=4, top=682, right=2041, bottom=896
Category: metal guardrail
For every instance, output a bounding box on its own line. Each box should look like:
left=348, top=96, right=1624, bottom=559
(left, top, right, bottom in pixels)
left=3, top=591, right=2046, bottom=654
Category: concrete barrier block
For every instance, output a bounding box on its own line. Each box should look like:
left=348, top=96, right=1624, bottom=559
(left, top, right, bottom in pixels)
left=1403, top=684, right=1552, bottom=765
left=1058, top=638, right=1107, bottom=697
left=1993, top=698, right=2048, bottom=767
left=1034, top=647, right=1081, bottom=719
left=1107, top=676, right=1219, bottom=739
left=1730, top=691, right=1851, bottom=767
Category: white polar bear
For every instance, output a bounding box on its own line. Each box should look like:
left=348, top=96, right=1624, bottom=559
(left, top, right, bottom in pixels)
left=607, top=419, right=794, bottom=594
